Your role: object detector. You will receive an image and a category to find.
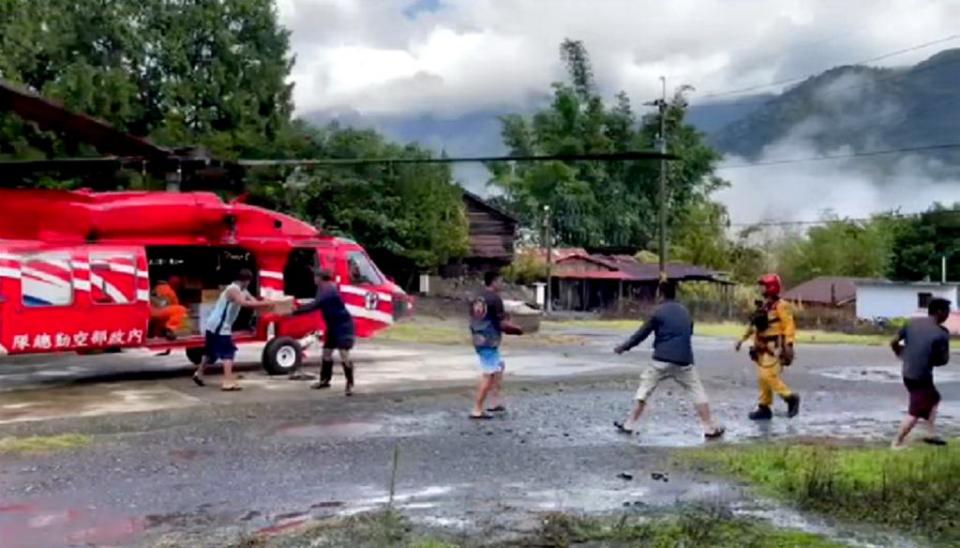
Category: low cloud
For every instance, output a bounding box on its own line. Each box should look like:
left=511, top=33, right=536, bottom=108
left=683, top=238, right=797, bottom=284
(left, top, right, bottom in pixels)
left=280, top=0, right=960, bottom=116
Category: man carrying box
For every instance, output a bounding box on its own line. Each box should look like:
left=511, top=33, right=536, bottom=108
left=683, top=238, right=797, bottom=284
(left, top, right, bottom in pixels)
left=193, top=269, right=275, bottom=391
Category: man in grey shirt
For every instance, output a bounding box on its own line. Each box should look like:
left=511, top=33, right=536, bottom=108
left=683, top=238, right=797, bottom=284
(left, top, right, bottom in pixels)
left=890, top=297, right=951, bottom=449
left=613, top=282, right=724, bottom=439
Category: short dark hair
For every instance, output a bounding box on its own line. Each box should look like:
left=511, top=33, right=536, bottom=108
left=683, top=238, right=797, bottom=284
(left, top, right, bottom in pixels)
left=484, top=270, right=502, bottom=287
left=237, top=269, right=254, bottom=283
left=928, top=297, right=951, bottom=316
left=660, top=282, right=677, bottom=300
left=315, top=269, right=334, bottom=282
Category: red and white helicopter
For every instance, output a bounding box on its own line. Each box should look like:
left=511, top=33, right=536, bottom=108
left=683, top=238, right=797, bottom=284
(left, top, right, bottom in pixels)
left=0, top=79, right=671, bottom=375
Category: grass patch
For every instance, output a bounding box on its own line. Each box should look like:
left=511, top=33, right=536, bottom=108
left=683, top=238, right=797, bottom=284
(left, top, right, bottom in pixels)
left=687, top=441, right=960, bottom=544
left=235, top=507, right=840, bottom=547
left=0, top=433, right=91, bottom=454
left=234, top=510, right=455, bottom=548
left=546, top=320, right=889, bottom=346
left=532, top=507, right=841, bottom=547
left=380, top=322, right=467, bottom=345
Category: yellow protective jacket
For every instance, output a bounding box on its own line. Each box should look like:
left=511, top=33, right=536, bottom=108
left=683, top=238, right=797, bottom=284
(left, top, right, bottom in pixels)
left=753, top=299, right=796, bottom=365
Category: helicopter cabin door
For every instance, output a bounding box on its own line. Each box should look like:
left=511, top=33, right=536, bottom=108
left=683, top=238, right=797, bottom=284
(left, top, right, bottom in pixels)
left=2, top=246, right=149, bottom=355
left=274, top=247, right=322, bottom=337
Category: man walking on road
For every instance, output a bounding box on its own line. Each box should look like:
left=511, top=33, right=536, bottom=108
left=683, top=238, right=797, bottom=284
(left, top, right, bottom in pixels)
left=613, top=282, right=725, bottom=439
left=468, top=271, right=522, bottom=420
left=890, top=297, right=951, bottom=449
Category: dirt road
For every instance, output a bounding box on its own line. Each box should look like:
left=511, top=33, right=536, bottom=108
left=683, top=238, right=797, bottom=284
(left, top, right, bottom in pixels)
left=0, top=326, right=954, bottom=546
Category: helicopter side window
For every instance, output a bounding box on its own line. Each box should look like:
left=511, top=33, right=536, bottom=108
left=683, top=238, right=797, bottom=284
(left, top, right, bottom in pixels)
left=90, top=253, right=137, bottom=305
left=22, top=254, right=73, bottom=307
left=347, top=252, right=382, bottom=286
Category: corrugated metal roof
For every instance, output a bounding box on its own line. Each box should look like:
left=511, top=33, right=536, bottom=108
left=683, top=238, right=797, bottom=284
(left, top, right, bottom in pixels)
left=783, top=276, right=866, bottom=305
left=551, top=252, right=725, bottom=283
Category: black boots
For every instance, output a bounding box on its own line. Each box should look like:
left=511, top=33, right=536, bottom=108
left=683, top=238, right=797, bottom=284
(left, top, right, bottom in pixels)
left=312, top=359, right=334, bottom=389
left=749, top=395, right=801, bottom=421
left=343, top=362, right=355, bottom=396
left=312, top=359, right=353, bottom=396
left=748, top=405, right=772, bottom=421
left=785, top=394, right=801, bottom=418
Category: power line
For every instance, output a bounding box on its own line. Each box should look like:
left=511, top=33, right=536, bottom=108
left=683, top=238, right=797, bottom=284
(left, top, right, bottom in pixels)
left=697, top=33, right=960, bottom=101
left=716, top=141, right=960, bottom=170
left=728, top=207, right=960, bottom=228
left=693, top=52, right=960, bottom=114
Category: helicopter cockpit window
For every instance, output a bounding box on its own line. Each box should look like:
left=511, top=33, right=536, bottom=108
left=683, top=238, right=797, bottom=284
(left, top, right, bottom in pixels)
left=347, top=252, right=382, bottom=286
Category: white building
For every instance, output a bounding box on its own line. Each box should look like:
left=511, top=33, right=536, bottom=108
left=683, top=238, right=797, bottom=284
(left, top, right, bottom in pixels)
left=855, top=281, right=960, bottom=320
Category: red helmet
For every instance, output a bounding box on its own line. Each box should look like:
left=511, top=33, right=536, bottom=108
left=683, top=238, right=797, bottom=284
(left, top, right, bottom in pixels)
left=758, top=274, right=782, bottom=297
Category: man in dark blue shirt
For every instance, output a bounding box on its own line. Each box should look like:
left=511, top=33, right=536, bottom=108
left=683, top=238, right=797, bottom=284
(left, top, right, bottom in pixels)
left=890, top=297, right=951, bottom=449
left=613, top=282, right=724, bottom=439
left=294, top=270, right=356, bottom=395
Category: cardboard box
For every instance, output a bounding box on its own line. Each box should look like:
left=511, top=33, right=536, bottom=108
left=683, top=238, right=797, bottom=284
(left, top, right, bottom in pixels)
left=270, top=297, right=295, bottom=315
left=201, top=289, right=222, bottom=303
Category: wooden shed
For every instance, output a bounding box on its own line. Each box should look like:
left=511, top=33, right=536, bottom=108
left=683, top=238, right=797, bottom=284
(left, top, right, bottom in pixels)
left=444, top=191, right=518, bottom=276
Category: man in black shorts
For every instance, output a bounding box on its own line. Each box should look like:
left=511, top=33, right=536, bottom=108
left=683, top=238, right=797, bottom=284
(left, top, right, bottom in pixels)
left=293, top=270, right=356, bottom=395
left=890, top=297, right=951, bottom=449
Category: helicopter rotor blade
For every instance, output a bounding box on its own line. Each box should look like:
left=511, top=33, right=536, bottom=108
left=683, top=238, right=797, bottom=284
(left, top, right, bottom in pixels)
left=0, top=79, right=171, bottom=159
left=236, top=151, right=676, bottom=167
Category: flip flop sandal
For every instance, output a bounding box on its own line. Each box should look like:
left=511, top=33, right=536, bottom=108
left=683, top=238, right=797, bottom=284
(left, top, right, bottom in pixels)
left=705, top=427, right=726, bottom=440
left=613, top=421, right=634, bottom=435
left=221, top=385, right=242, bottom=392
left=469, top=413, right=494, bottom=420
left=486, top=405, right=507, bottom=413
left=192, top=375, right=205, bottom=387
left=922, top=437, right=948, bottom=446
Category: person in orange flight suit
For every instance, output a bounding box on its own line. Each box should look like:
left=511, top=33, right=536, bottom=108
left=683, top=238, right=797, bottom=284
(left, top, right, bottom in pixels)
left=736, top=274, right=801, bottom=421
left=150, top=276, right=188, bottom=340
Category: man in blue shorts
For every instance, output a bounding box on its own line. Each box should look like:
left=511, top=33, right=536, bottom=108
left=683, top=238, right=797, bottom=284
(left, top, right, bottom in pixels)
left=192, top=269, right=274, bottom=391
left=468, top=271, right=522, bottom=419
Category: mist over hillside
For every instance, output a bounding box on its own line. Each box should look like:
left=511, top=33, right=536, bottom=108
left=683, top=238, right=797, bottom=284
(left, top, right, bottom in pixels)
left=302, top=49, right=960, bottom=221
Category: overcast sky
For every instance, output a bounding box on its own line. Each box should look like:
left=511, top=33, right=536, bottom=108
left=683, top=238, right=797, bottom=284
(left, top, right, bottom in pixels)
left=275, top=0, right=960, bottom=223
left=277, top=0, right=960, bottom=117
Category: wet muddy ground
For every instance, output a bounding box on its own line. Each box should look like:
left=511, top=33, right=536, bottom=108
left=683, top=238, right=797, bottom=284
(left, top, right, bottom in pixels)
left=0, top=326, right=956, bottom=546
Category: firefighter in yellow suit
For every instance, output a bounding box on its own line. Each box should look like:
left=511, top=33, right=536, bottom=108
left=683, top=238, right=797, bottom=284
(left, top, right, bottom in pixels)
left=736, top=274, right=801, bottom=420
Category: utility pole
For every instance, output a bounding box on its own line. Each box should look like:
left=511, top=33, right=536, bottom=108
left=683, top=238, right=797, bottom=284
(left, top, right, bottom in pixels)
left=543, top=204, right=552, bottom=313
left=650, top=77, right=669, bottom=293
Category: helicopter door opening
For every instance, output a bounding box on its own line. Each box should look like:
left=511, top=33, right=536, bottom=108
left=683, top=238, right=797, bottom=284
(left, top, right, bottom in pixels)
left=283, top=248, right=319, bottom=299
left=145, top=246, right=258, bottom=342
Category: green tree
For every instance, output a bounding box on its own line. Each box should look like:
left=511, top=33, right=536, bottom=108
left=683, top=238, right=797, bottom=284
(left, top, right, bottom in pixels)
left=0, top=0, right=293, bottom=159
left=0, top=1, right=467, bottom=277
left=888, top=204, right=960, bottom=281
left=670, top=201, right=732, bottom=270
left=775, top=213, right=902, bottom=286
left=490, top=39, right=728, bottom=251
left=251, top=124, right=469, bottom=279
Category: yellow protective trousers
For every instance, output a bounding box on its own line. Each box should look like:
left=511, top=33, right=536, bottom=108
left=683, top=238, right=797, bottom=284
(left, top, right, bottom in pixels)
left=755, top=359, right=793, bottom=407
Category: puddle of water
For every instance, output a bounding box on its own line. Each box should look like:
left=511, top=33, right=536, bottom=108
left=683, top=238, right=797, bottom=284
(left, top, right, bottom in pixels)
left=0, top=501, right=143, bottom=548
left=734, top=500, right=918, bottom=548
left=0, top=385, right=201, bottom=425
left=819, top=366, right=960, bottom=384
left=277, top=421, right=384, bottom=438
